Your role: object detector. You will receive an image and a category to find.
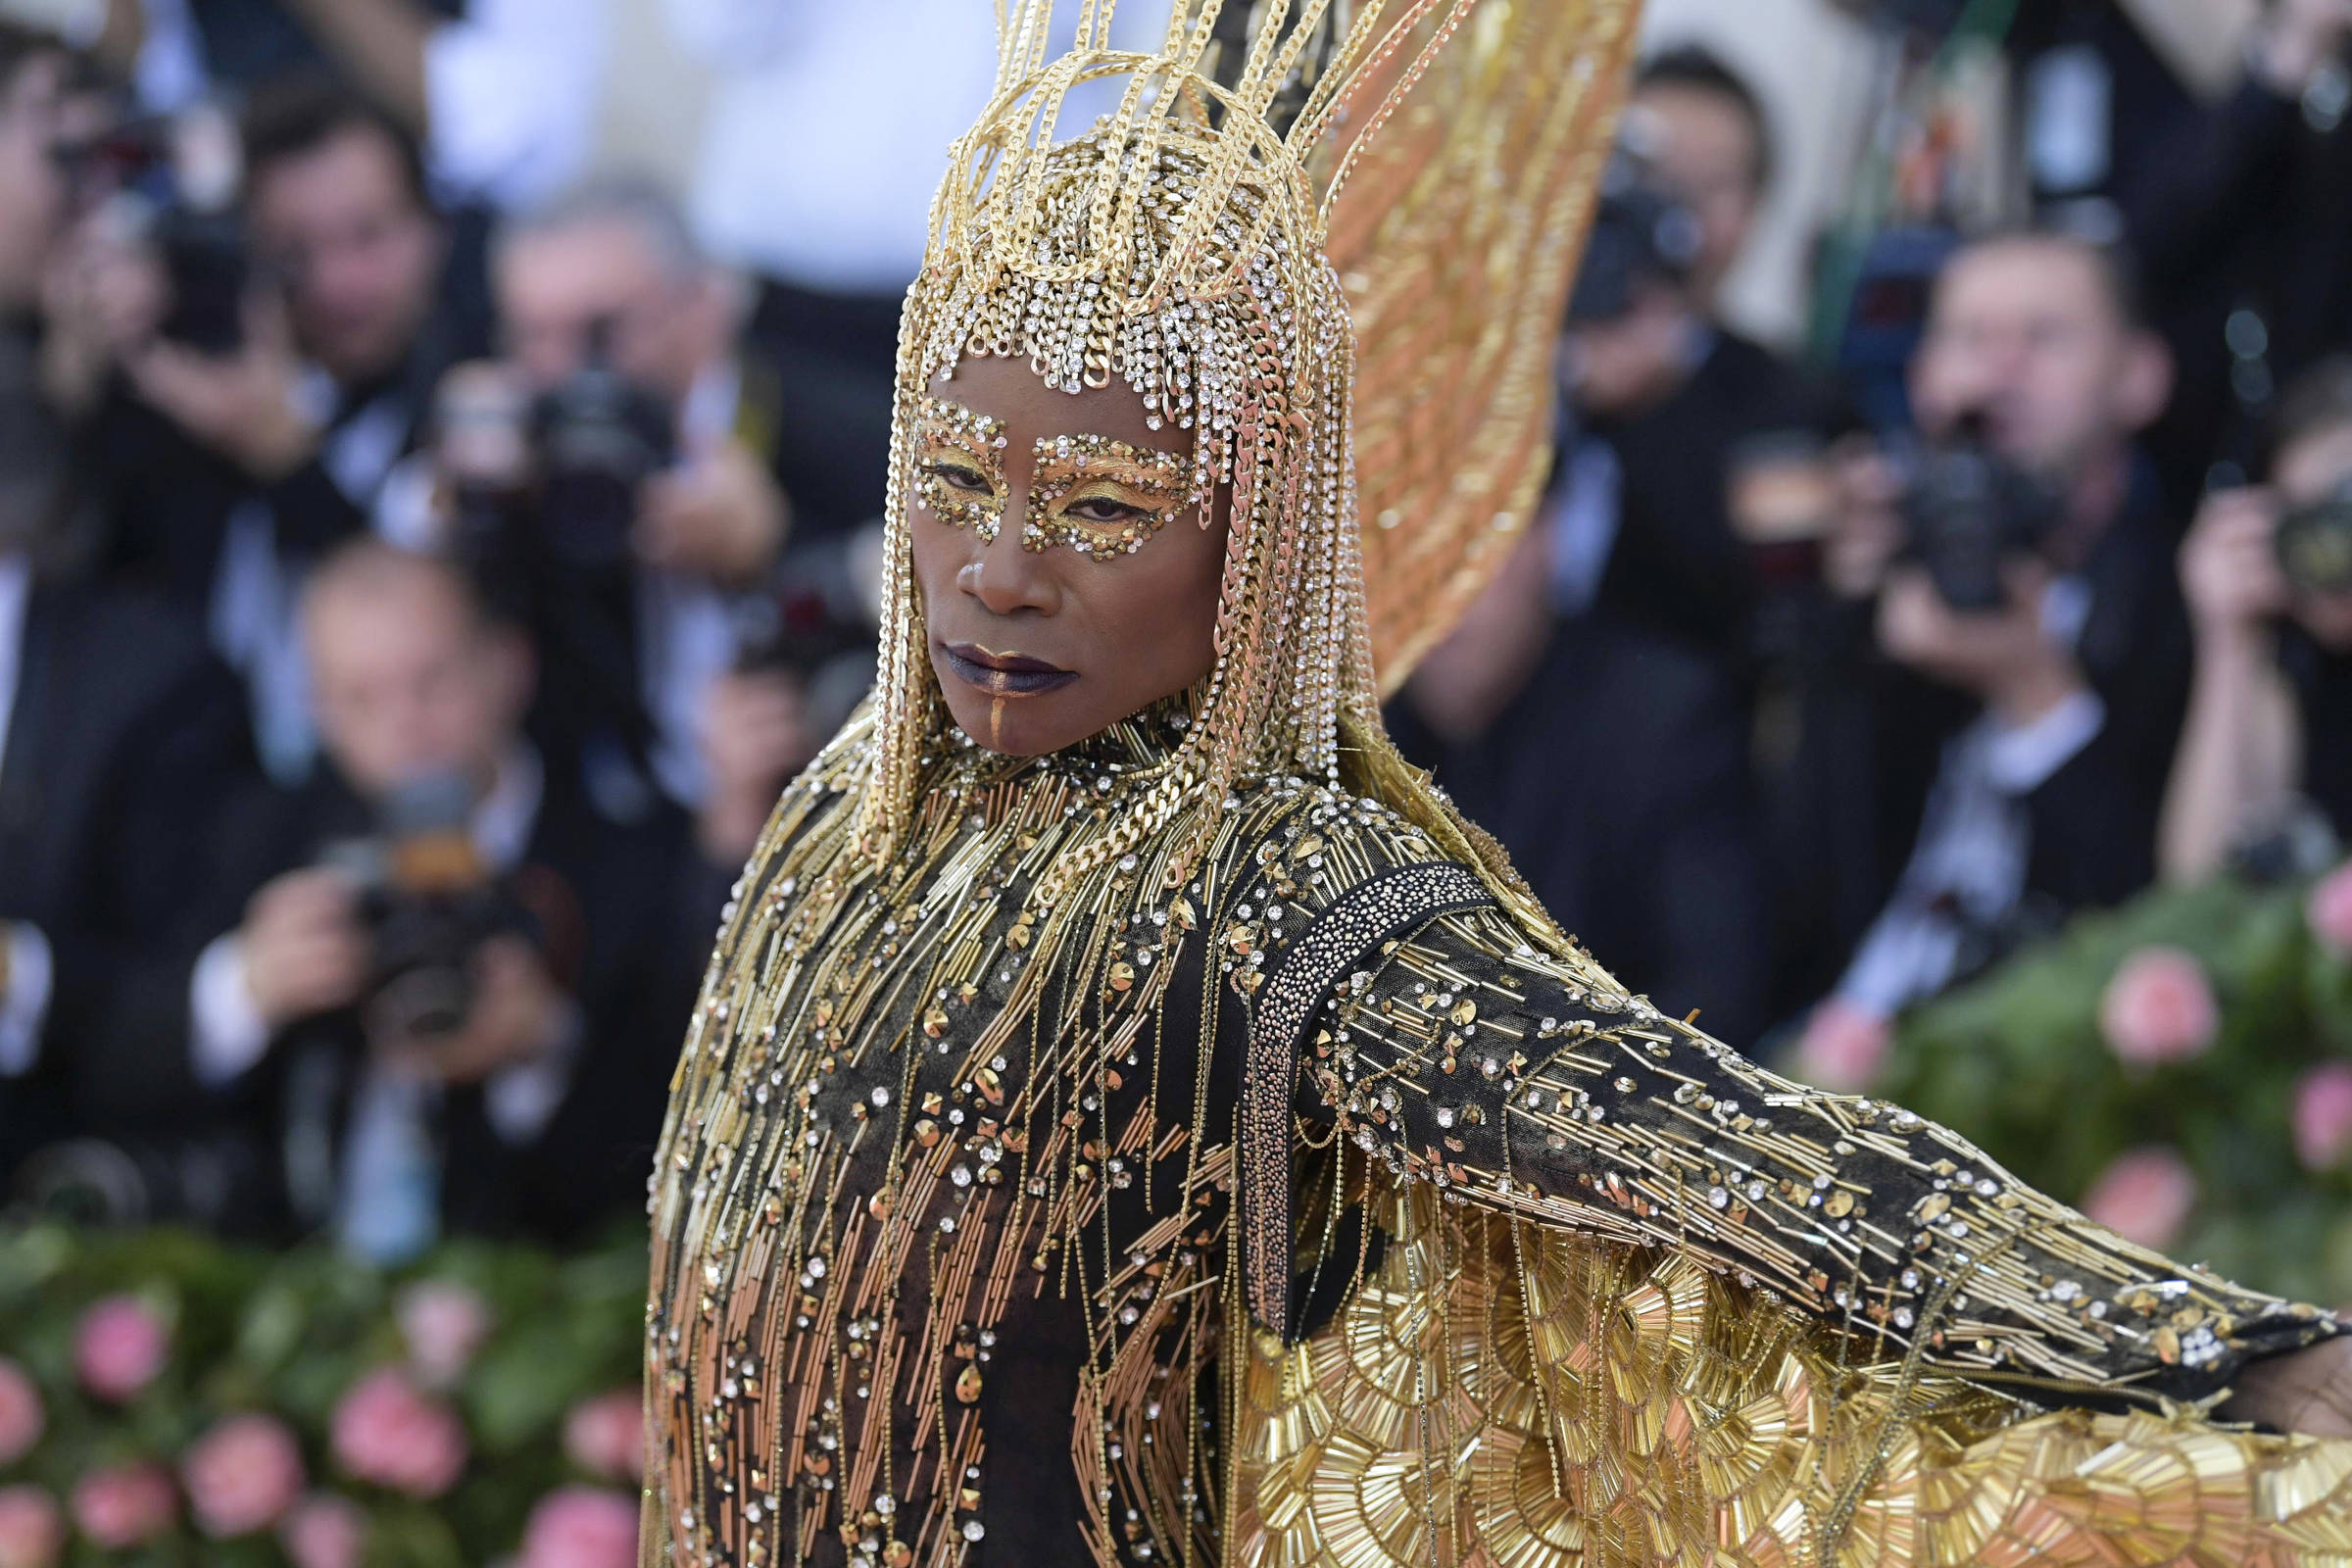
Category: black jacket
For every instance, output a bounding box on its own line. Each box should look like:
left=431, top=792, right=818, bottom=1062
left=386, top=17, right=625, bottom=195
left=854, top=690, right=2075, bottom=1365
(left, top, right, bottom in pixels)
left=1387, top=612, right=1772, bottom=1050
left=1772, top=465, right=2191, bottom=1008
left=0, top=579, right=260, bottom=1201
left=164, top=754, right=711, bottom=1246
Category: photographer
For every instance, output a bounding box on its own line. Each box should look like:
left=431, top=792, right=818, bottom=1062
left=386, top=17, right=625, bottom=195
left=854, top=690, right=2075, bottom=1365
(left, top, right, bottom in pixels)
left=63, top=78, right=480, bottom=778
left=409, top=180, right=834, bottom=856
left=0, top=21, right=266, bottom=1210
left=1548, top=51, right=1841, bottom=679
left=1796, top=231, right=2185, bottom=1070
left=2162, top=358, right=2352, bottom=881
left=1388, top=58, right=1819, bottom=1049
left=170, top=542, right=701, bottom=1252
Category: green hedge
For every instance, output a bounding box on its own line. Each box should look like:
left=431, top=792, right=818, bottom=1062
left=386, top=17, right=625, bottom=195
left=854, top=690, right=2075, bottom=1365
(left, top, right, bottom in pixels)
left=0, top=1225, right=647, bottom=1566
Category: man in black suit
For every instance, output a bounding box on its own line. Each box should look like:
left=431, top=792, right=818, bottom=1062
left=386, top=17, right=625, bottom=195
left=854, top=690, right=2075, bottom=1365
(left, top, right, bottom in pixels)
left=1554, top=47, right=1840, bottom=674
left=58, top=78, right=483, bottom=780
left=1791, top=231, right=2186, bottom=1074
left=0, top=564, right=260, bottom=1215
left=466, top=181, right=828, bottom=836
left=0, top=22, right=263, bottom=1215
left=1390, top=530, right=1771, bottom=1049
left=155, top=541, right=705, bottom=1251
left=1388, top=49, right=1818, bottom=1052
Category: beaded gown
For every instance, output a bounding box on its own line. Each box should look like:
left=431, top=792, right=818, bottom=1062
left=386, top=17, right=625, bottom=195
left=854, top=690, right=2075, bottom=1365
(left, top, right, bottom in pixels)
left=641, top=3, right=2352, bottom=1565
left=644, top=703, right=2352, bottom=1568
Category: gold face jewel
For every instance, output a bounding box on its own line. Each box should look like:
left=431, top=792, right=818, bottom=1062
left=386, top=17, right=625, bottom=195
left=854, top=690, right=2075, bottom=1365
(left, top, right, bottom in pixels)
left=913, top=398, right=1009, bottom=542
left=1022, top=433, right=1192, bottom=558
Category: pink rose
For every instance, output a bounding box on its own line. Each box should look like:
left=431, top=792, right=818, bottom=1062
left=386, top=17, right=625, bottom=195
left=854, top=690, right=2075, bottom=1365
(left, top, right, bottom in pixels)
left=182, top=1413, right=305, bottom=1539
left=73, top=1296, right=167, bottom=1403
left=70, top=1462, right=174, bottom=1550
left=2311, top=860, right=2352, bottom=958
left=2098, top=947, right=2219, bottom=1067
left=397, top=1282, right=492, bottom=1388
left=278, top=1494, right=367, bottom=1568
left=1791, top=1000, right=1890, bottom=1093
left=2295, top=1062, right=2352, bottom=1172
left=0, top=1360, right=43, bottom=1467
left=520, top=1487, right=637, bottom=1568
left=330, top=1369, right=467, bottom=1498
left=2081, top=1146, right=2199, bottom=1250
left=562, top=1392, right=644, bottom=1483
left=0, top=1486, right=63, bottom=1568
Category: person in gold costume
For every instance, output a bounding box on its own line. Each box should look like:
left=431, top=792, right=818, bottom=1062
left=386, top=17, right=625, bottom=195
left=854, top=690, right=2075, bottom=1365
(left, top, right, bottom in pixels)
left=642, top=4, right=2352, bottom=1565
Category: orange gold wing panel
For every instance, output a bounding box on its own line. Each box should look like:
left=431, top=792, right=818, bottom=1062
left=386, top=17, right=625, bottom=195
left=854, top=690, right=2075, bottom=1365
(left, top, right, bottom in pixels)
left=1322, top=0, right=1644, bottom=694
left=1227, top=1180, right=2352, bottom=1568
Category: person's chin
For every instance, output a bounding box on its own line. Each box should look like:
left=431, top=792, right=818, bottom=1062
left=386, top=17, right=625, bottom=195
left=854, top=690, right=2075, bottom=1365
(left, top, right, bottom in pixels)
left=932, top=664, right=1081, bottom=757
left=945, top=694, right=1075, bottom=757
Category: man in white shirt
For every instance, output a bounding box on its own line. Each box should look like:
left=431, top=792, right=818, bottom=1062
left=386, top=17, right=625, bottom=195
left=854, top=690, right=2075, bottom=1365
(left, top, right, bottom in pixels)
left=178, top=541, right=702, bottom=1253
left=55, top=81, right=482, bottom=781
left=1796, top=232, right=2188, bottom=1074
left=449, top=182, right=815, bottom=844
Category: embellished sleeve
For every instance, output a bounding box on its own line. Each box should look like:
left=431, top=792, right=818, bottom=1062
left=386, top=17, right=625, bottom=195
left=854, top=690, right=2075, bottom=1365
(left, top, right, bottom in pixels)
left=1221, top=799, right=2341, bottom=1406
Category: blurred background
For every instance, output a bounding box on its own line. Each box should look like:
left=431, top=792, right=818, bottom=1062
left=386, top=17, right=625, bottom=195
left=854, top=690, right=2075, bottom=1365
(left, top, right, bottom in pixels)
left=4, top=0, right=2352, bottom=1562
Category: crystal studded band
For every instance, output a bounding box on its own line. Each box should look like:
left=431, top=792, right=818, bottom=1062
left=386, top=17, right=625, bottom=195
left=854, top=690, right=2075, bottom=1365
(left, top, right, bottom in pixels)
left=1243, top=860, right=1494, bottom=1338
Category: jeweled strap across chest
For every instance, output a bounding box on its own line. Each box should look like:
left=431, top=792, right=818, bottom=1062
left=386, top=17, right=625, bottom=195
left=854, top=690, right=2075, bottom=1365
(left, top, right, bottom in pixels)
left=1242, top=860, right=1494, bottom=1339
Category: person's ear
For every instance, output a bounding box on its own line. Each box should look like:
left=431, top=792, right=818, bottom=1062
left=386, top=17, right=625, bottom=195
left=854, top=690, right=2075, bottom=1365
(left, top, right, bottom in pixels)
left=2115, top=330, right=2175, bottom=436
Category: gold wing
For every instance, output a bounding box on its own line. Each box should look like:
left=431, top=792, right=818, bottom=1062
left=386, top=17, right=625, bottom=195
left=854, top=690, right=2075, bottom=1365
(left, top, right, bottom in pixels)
left=1318, top=0, right=1643, bottom=693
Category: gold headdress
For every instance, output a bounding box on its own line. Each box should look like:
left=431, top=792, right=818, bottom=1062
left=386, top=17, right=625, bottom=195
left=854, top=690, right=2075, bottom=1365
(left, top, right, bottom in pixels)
left=860, top=0, right=1642, bottom=899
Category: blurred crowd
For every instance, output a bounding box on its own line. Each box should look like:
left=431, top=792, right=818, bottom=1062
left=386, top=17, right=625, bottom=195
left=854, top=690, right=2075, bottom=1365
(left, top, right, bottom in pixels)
left=0, top=0, right=2349, bottom=1259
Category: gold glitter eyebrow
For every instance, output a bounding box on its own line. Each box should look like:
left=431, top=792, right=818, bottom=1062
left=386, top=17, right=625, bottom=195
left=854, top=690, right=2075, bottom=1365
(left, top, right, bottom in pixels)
left=912, top=397, right=1010, bottom=541
left=1023, top=431, right=1192, bottom=558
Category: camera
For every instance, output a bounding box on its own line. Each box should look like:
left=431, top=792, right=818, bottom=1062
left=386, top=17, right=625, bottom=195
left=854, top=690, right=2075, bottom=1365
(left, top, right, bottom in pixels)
left=1900, top=416, right=2064, bottom=612
left=64, top=104, right=249, bottom=355
left=2277, top=478, right=2352, bottom=597
left=731, top=527, right=885, bottom=740
left=325, top=773, right=539, bottom=1042
left=430, top=329, right=675, bottom=576
left=528, top=319, right=676, bottom=570
left=734, top=529, right=875, bottom=676
left=1566, top=150, right=1703, bottom=325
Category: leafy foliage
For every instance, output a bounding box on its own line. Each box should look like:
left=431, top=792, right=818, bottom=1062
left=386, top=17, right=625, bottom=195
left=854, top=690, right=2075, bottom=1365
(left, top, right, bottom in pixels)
left=1880, top=870, right=2352, bottom=1306
left=0, top=1225, right=646, bottom=1567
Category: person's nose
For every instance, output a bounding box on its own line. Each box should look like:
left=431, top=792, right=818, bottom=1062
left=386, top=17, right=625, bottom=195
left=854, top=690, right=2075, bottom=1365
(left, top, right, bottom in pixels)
left=1980, top=332, right=2034, bottom=398
left=963, top=497, right=1057, bottom=617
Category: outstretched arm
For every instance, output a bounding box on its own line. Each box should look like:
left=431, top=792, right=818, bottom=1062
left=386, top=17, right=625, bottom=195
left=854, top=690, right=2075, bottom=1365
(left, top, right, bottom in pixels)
left=1224, top=802, right=2340, bottom=1410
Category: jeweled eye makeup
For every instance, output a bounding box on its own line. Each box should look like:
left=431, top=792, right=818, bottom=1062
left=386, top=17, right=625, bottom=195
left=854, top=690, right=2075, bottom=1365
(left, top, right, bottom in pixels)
left=1024, top=432, right=1192, bottom=559
left=913, top=397, right=1009, bottom=541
